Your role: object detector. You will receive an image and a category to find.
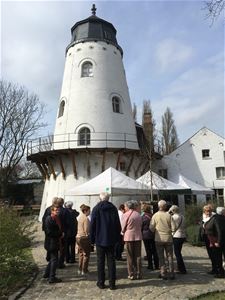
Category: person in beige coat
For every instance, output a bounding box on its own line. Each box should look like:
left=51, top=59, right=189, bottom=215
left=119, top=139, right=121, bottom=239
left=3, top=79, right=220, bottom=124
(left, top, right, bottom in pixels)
left=76, top=204, right=91, bottom=276
left=150, top=200, right=175, bottom=280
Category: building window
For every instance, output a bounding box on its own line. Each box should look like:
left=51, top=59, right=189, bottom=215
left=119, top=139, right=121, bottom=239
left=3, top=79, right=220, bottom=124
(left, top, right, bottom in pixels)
left=78, top=127, right=90, bottom=146
left=184, top=195, right=197, bottom=206
left=81, top=62, right=93, bottom=77
left=202, top=149, right=210, bottom=159
left=216, top=167, right=225, bottom=179
left=215, top=189, right=224, bottom=206
left=58, top=100, right=65, bottom=118
left=158, top=169, right=167, bottom=179
left=112, top=96, right=121, bottom=113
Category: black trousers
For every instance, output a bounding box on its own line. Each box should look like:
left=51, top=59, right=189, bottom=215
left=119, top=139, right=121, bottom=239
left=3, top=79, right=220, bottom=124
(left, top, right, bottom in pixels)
left=204, top=234, right=216, bottom=272
left=211, top=246, right=224, bottom=275
left=115, top=235, right=124, bottom=259
left=45, top=250, right=58, bottom=280
left=58, top=237, right=65, bottom=267
left=66, top=236, right=76, bottom=263
left=96, top=245, right=116, bottom=286
left=173, top=238, right=186, bottom=273
left=143, top=239, right=159, bottom=269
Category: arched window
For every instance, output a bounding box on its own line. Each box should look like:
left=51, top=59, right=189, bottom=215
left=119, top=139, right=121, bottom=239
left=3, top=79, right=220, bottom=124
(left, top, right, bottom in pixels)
left=58, top=100, right=65, bottom=118
left=112, top=96, right=121, bottom=113
left=81, top=62, right=93, bottom=77
left=78, top=127, right=91, bottom=146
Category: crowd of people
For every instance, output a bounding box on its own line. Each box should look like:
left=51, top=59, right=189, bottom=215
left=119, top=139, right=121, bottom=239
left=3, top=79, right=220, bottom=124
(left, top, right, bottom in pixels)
left=42, top=194, right=225, bottom=289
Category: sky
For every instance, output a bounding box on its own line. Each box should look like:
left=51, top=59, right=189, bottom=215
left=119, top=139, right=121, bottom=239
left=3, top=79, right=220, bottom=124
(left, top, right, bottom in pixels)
left=1, top=0, right=224, bottom=143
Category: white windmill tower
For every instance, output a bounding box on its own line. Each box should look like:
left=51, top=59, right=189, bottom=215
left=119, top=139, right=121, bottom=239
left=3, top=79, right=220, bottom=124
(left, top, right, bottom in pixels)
left=27, top=5, right=149, bottom=216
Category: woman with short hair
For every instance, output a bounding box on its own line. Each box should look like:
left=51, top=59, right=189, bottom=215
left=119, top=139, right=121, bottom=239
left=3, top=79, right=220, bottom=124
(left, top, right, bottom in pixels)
left=76, top=204, right=91, bottom=276
left=169, top=205, right=187, bottom=274
left=122, top=200, right=143, bottom=280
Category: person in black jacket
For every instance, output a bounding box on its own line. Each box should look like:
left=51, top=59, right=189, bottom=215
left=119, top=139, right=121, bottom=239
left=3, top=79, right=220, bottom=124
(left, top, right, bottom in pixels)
left=42, top=197, right=59, bottom=232
left=64, top=201, right=79, bottom=263
left=42, top=197, right=70, bottom=268
left=205, top=206, right=225, bottom=278
left=57, top=197, right=71, bottom=268
left=90, top=192, right=121, bottom=290
left=44, top=206, right=62, bottom=283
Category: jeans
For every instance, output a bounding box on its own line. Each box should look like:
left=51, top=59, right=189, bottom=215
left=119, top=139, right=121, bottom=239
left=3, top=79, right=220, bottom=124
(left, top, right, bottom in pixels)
left=173, top=238, right=186, bottom=273
left=96, top=245, right=116, bottom=286
left=45, top=250, right=58, bottom=280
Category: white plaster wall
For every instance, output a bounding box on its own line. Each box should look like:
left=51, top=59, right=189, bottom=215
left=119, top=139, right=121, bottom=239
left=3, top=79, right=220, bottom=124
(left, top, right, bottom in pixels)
left=39, top=152, right=146, bottom=220
left=54, top=41, right=138, bottom=150
left=154, top=128, right=225, bottom=193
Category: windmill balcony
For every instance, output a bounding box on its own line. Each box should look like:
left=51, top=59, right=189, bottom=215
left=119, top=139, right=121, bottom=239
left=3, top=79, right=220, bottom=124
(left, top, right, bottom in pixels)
left=27, top=131, right=139, bottom=158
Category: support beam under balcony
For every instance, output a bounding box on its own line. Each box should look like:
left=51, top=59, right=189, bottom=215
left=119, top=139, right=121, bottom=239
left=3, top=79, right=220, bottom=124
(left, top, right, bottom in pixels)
left=134, top=159, right=144, bottom=178
left=101, top=150, right=106, bottom=172
left=116, top=150, right=123, bottom=170
left=47, top=157, right=56, bottom=180
left=41, top=162, right=50, bottom=180
left=70, top=151, right=78, bottom=179
left=58, top=156, right=66, bottom=179
left=36, top=162, right=47, bottom=180
left=126, top=153, right=135, bottom=176
left=86, top=151, right=91, bottom=178
left=141, top=161, right=149, bottom=176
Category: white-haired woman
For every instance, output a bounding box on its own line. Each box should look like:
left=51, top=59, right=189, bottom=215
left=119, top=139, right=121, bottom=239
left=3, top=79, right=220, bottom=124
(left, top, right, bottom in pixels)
left=169, top=205, right=187, bottom=274
left=150, top=200, right=175, bottom=280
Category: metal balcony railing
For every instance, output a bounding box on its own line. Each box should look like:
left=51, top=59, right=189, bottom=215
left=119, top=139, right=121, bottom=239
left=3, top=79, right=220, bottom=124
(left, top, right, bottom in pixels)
left=27, top=132, right=139, bottom=157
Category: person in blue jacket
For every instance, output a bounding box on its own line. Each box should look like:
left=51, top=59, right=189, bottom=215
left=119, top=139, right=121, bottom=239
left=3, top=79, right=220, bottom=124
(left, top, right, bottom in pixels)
left=90, top=192, right=121, bottom=290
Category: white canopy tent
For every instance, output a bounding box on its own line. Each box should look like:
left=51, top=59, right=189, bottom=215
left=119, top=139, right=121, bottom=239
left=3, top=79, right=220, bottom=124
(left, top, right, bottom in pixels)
left=66, top=167, right=150, bottom=196
left=137, top=171, right=190, bottom=194
left=169, top=174, right=214, bottom=195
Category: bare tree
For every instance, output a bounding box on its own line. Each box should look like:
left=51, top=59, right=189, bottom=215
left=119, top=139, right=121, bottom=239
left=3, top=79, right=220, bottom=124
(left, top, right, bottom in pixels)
left=0, top=80, right=46, bottom=198
left=161, top=107, right=179, bottom=155
left=141, top=100, right=157, bottom=201
left=16, top=159, right=42, bottom=179
left=132, top=102, right=137, bottom=122
left=204, top=0, right=225, bottom=24
left=142, top=100, right=156, bottom=153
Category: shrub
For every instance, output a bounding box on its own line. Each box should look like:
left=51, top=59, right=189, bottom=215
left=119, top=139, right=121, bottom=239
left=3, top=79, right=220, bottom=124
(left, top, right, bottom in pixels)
left=186, top=224, right=203, bottom=246
left=0, top=207, right=37, bottom=298
left=185, top=203, right=203, bottom=228
left=185, top=203, right=204, bottom=246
